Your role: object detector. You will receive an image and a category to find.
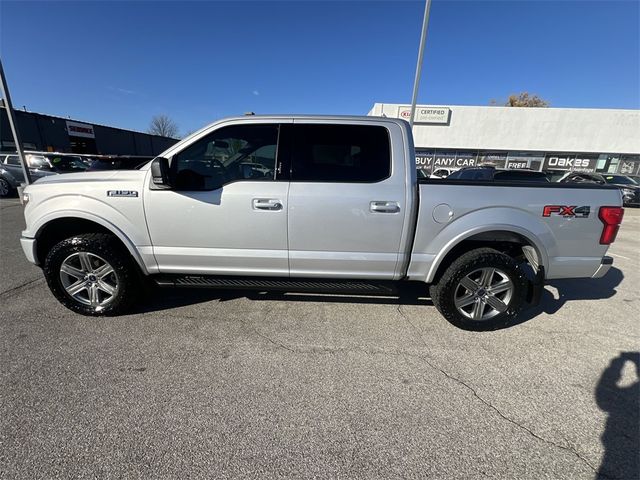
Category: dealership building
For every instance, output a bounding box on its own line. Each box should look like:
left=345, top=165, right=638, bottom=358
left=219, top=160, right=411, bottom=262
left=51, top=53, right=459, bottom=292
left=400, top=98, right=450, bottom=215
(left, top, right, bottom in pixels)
left=1, top=106, right=178, bottom=156
left=368, top=103, right=640, bottom=176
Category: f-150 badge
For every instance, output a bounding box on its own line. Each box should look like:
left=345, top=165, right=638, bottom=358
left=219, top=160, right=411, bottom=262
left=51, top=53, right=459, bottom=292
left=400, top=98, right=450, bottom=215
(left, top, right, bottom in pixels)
left=543, top=205, right=590, bottom=218
left=107, top=190, right=138, bottom=197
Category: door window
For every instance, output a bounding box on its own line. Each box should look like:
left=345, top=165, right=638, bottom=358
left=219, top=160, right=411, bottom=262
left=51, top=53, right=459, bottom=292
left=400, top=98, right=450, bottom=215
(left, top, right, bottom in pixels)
left=291, top=124, right=390, bottom=183
left=171, top=124, right=279, bottom=190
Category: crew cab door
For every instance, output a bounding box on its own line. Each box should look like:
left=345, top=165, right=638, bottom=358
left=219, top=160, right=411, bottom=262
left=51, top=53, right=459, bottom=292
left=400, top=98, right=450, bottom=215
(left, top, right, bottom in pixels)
left=286, top=121, right=409, bottom=279
left=144, top=122, right=290, bottom=276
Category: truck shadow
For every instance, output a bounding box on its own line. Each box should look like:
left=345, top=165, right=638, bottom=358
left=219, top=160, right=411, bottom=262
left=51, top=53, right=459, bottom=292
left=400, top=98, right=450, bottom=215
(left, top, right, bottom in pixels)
left=134, top=281, right=432, bottom=314
left=512, top=267, right=624, bottom=326
left=135, top=268, right=623, bottom=328
left=594, top=352, right=639, bottom=480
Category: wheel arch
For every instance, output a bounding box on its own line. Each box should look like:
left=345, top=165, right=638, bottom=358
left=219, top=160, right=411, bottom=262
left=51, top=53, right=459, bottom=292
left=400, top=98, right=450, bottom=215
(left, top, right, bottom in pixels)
left=34, top=214, right=149, bottom=274
left=426, top=226, right=548, bottom=284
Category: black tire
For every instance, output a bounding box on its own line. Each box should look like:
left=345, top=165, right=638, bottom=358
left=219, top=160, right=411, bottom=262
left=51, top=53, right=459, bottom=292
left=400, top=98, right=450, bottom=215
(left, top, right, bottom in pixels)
left=430, top=247, right=528, bottom=331
left=43, top=233, right=139, bottom=316
left=0, top=177, right=13, bottom=197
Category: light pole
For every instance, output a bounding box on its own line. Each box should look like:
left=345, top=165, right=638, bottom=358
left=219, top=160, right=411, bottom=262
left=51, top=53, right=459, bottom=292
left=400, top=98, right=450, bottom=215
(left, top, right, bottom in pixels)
left=0, top=57, right=32, bottom=186
left=409, top=0, right=432, bottom=128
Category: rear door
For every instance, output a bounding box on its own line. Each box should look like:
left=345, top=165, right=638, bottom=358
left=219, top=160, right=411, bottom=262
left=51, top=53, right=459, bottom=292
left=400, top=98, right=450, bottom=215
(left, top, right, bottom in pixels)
left=286, top=121, right=408, bottom=279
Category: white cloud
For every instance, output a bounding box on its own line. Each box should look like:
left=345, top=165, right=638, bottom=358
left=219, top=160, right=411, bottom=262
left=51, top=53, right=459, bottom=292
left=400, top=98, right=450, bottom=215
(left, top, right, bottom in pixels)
left=252, top=90, right=260, bottom=96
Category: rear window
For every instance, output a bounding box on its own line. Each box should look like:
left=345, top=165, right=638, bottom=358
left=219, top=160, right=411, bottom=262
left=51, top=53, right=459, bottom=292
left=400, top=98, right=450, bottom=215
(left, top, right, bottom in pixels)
left=291, top=124, right=390, bottom=183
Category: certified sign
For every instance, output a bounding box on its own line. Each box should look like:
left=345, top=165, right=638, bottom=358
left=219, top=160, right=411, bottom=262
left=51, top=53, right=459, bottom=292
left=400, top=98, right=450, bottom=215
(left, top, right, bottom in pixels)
left=398, top=107, right=450, bottom=124
left=66, top=120, right=95, bottom=139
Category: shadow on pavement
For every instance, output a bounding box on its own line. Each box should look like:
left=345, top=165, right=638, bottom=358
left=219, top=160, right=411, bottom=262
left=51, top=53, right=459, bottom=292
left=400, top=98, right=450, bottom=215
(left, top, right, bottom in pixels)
left=133, top=281, right=432, bottom=314
left=513, top=267, right=624, bottom=326
left=595, top=352, right=639, bottom=480
left=134, top=269, right=623, bottom=325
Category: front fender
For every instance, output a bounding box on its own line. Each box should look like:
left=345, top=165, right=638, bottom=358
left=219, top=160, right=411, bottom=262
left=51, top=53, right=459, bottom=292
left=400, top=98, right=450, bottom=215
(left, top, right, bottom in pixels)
left=24, top=193, right=156, bottom=274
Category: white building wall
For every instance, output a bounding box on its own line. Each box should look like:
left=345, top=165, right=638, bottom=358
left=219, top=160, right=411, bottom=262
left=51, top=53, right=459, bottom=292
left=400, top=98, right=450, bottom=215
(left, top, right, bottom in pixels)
left=368, top=103, right=640, bottom=154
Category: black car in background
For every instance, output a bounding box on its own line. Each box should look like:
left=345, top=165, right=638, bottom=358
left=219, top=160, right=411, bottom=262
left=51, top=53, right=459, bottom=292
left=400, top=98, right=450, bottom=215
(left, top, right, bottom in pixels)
left=446, top=166, right=550, bottom=182
left=560, top=172, right=640, bottom=207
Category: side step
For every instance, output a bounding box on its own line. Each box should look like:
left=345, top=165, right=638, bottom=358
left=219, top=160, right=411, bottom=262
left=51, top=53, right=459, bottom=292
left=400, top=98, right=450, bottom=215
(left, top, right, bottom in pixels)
left=152, top=274, right=398, bottom=295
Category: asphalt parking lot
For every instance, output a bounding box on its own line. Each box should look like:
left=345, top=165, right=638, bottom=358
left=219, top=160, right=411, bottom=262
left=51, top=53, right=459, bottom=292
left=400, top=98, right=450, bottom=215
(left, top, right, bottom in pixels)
left=0, top=197, right=638, bottom=480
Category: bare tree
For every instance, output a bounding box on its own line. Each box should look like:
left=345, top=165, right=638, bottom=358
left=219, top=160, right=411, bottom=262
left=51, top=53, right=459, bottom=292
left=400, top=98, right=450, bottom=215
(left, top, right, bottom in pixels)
left=148, top=114, right=179, bottom=138
left=490, top=92, right=550, bottom=107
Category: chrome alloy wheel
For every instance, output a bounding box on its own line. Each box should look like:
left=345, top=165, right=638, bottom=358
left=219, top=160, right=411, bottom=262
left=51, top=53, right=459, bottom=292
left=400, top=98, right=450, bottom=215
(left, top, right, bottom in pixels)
left=454, top=267, right=514, bottom=321
left=59, top=252, right=119, bottom=309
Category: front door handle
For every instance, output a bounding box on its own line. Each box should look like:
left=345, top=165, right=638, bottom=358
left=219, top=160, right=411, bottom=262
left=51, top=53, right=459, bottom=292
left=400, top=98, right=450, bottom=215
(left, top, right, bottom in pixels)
left=252, top=198, right=283, bottom=211
left=370, top=201, right=400, bottom=213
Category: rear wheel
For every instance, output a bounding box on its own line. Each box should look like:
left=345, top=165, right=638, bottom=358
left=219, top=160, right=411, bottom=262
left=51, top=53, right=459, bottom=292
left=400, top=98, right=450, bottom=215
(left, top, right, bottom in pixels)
left=430, top=248, right=528, bottom=330
left=43, top=233, right=139, bottom=315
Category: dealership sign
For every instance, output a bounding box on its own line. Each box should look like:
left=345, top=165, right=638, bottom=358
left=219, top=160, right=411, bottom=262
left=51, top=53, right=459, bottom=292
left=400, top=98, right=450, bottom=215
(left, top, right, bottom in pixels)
left=415, top=150, right=476, bottom=170
left=543, top=154, right=597, bottom=172
left=398, top=107, right=450, bottom=124
left=66, top=120, right=95, bottom=138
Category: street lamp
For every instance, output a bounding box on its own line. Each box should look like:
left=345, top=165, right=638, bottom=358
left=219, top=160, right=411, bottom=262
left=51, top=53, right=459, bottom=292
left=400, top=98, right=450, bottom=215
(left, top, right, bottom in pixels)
left=409, top=0, right=433, bottom=128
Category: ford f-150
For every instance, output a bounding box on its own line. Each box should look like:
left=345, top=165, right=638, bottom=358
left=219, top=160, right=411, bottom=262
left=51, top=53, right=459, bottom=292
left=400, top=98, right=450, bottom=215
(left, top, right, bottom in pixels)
left=19, top=115, right=624, bottom=330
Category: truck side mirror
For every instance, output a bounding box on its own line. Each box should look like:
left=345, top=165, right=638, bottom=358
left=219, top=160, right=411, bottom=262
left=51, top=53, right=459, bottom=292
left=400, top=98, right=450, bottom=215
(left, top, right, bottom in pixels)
left=151, top=157, right=172, bottom=187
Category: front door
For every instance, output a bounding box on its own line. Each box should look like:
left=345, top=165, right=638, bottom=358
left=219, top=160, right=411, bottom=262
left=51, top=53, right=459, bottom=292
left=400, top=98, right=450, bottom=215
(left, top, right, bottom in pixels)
left=144, top=122, right=290, bottom=276
left=286, top=122, right=408, bottom=279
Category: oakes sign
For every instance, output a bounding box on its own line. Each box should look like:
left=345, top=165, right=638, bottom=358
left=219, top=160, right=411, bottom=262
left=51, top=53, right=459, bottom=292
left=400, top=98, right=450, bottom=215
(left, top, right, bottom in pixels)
left=398, top=107, right=450, bottom=124
left=543, top=154, right=597, bottom=172
left=66, top=120, right=95, bottom=139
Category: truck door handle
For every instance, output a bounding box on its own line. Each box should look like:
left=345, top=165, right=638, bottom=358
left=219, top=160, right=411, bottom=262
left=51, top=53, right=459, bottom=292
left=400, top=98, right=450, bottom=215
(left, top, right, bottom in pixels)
left=370, top=201, right=400, bottom=213
left=252, top=198, right=283, bottom=211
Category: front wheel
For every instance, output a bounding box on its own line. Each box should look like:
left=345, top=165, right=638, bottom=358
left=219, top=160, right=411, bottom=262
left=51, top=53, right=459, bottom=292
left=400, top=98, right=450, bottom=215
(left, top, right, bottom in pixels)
left=430, top=248, right=528, bottom=330
left=43, top=233, right=139, bottom=315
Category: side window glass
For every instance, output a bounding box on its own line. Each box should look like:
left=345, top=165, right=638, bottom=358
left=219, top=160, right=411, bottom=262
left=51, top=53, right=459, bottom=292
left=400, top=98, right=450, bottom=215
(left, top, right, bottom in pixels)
left=172, top=124, right=279, bottom=190
left=6, top=156, right=20, bottom=165
left=291, top=124, right=390, bottom=183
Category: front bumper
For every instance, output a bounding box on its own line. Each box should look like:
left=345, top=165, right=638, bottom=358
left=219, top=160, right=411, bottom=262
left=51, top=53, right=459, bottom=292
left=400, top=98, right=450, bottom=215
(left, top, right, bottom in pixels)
left=591, top=256, right=613, bottom=279
left=20, top=236, right=38, bottom=265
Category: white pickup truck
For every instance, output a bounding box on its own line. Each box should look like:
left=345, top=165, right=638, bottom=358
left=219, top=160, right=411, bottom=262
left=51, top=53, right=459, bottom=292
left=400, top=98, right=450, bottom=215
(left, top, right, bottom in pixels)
left=19, top=115, right=624, bottom=330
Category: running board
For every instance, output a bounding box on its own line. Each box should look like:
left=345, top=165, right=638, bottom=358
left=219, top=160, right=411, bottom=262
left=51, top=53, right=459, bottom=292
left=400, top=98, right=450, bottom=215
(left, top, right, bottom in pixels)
left=152, top=274, right=399, bottom=295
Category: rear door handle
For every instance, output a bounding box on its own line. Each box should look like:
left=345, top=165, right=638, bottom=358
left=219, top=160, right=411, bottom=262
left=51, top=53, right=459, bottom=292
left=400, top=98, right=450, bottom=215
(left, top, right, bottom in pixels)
left=252, top=198, right=283, bottom=211
left=370, top=201, right=400, bottom=213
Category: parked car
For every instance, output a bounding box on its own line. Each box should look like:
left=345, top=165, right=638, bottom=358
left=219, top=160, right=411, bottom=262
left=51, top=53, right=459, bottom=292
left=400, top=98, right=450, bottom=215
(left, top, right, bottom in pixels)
left=560, top=172, right=640, bottom=207
left=430, top=168, right=454, bottom=179
left=20, top=115, right=622, bottom=330
left=0, top=154, right=59, bottom=197
left=542, top=169, right=568, bottom=182
left=447, top=166, right=550, bottom=182
left=87, top=156, right=154, bottom=171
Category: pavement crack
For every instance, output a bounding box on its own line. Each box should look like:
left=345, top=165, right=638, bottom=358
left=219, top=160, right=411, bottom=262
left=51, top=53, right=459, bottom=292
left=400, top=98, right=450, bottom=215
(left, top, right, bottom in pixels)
left=238, top=311, right=295, bottom=352
left=250, top=326, right=295, bottom=352
left=397, top=308, right=599, bottom=475
left=415, top=353, right=599, bottom=475
left=0, top=278, right=44, bottom=299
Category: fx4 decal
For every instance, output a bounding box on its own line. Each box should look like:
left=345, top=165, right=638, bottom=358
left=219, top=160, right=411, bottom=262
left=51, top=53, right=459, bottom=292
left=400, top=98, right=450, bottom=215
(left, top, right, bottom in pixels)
left=543, top=205, right=590, bottom=218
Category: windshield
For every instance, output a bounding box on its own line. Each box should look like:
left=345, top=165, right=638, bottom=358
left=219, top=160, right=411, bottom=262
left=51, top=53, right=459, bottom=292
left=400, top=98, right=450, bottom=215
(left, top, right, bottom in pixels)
left=603, top=175, right=638, bottom=185
left=48, top=155, right=88, bottom=172
left=26, top=155, right=50, bottom=169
